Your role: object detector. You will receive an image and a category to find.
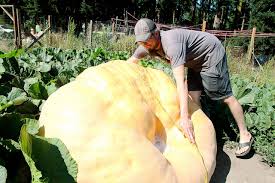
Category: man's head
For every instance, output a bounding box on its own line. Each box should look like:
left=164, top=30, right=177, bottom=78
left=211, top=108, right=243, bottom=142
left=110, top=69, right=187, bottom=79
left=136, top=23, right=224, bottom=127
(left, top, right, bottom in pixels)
left=134, top=18, right=161, bottom=51
left=134, top=18, right=157, bottom=42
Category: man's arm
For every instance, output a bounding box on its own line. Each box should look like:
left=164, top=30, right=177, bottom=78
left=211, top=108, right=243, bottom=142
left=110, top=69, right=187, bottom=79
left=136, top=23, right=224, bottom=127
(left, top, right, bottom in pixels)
left=127, top=56, right=140, bottom=64
left=172, top=65, right=195, bottom=144
left=127, top=45, right=149, bottom=64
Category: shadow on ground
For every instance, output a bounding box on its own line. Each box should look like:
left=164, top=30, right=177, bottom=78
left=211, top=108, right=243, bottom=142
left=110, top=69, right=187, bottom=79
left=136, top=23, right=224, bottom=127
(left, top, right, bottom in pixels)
left=209, top=117, right=234, bottom=183
left=201, top=95, right=235, bottom=183
left=201, top=96, right=256, bottom=183
left=210, top=146, right=231, bottom=183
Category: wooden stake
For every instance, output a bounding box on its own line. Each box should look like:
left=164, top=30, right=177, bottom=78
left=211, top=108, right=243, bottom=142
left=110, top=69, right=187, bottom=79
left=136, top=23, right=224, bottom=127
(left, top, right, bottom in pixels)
left=89, top=20, right=93, bottom=47
left=0, top=6, right=13, bottom=20
left=16, top=8, right=22, bottom=48
left=157, top=10, right=160, bottom=23
left=172, top=10, right=175, bottom=25
left=26, top=27, right=50, bottom=50
left=48, top=15, right=52, bottom=45
left=221, top=7, right=224, bottom=25
left=247, top=27, right=256, bottom=64
left=112, top=19, right=115, bottom=35
left=202, top=20, right=207, bottom=32
left=12, top=6, right=18, bottom=48
left=125, top=9, right=129, bottom=35
left=115, top=16, right=118, bottom=32
left=241, top=16, right=245, bottom=31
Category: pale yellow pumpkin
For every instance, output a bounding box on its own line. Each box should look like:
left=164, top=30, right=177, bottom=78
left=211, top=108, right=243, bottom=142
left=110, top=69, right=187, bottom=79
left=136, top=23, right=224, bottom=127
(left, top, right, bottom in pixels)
left=39, top=60, right=217, bottom=183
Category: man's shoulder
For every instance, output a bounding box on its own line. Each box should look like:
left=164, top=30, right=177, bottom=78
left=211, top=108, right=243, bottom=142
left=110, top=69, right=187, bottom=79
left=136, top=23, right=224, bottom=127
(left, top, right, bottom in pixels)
left=161, top=29, right=185, bottom=37
left=160, top=29, right=189, bottom=49
left=162, top=28, right=212, bottom=36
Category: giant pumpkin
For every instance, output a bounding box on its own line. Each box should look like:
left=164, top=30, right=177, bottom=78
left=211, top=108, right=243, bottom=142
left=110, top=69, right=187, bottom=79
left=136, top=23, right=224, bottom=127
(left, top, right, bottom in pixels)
left=39, top=60, right=217, bottom=183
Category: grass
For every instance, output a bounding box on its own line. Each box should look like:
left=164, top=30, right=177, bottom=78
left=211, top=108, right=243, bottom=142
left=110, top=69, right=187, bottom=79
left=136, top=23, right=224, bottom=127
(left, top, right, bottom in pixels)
left=0, top=27, right=274, bottom=85
left=0, top=39, right=14, bottom=52
left=227, top=48, right=275, bottom=85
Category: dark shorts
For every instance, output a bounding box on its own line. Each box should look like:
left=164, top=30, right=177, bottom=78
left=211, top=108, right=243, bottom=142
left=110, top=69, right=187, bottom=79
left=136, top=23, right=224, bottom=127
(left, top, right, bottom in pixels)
left=187, top=55, right=233, bottom=100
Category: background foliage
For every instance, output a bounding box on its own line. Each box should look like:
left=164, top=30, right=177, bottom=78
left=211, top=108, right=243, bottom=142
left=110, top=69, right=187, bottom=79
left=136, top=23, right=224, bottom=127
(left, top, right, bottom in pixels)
left=0, top=0, right=274, bottom=54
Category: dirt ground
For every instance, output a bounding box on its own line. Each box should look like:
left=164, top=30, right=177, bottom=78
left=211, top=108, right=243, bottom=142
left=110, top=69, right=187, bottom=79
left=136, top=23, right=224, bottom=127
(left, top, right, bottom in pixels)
left=210, top=146, right=275, bottom=183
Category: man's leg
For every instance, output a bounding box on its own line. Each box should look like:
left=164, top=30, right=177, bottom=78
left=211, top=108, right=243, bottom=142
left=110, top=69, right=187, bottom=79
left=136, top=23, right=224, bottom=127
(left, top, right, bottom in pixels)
left=201, top=54, right=253, bottom=156
left=188, top=91, right=202, bottom=107
left=187, top=68, right=203, bottom=107
left=223, top=96, right=252, bottom=154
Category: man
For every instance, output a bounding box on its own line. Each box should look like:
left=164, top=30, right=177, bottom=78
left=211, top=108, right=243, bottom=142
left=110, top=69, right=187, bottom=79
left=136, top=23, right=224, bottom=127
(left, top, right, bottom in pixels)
left=127, top=18, right=253, bottom=157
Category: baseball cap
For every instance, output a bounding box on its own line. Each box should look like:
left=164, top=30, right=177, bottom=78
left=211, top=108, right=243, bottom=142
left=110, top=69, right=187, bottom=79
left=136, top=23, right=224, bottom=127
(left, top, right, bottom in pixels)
left=134, top=18, right=157, bottom=42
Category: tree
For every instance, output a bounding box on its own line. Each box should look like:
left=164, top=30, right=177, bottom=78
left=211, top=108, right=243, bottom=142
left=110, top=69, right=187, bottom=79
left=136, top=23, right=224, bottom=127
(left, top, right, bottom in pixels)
left=248, top=0, right=275, bottom=55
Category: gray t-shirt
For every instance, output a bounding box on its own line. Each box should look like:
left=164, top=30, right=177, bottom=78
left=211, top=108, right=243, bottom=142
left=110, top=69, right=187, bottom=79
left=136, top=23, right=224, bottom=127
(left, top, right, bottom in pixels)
left=133, top=29, right=225, bottom=72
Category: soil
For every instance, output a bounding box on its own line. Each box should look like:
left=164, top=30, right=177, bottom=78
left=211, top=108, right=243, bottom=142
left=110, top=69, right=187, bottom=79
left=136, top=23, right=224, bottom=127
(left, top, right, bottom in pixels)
left=210, top=146, right=275, bottom=183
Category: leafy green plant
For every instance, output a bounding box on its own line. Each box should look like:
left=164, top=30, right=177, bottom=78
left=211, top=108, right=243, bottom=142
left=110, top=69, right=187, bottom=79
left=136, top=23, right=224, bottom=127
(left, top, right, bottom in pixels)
left=0, top=47, right=131, bottom=182
left=200, top=75, right=275, bottom=166
left=0, top=46, right=274, bottom=183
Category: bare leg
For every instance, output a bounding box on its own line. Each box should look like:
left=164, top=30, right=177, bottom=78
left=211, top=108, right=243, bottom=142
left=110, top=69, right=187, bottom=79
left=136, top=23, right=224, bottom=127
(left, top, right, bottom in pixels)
left=188, top=91, right=202, bottom=107
left=223, top=96, right=252, bottom=154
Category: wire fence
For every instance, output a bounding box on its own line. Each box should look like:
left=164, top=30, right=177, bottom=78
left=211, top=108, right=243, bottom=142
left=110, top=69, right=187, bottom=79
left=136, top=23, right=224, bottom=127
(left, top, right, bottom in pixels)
left=1, top=8, right=274, bottom=66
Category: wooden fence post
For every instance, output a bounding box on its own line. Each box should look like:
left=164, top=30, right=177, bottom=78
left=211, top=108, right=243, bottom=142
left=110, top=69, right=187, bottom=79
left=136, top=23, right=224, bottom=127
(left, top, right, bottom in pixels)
left=202, top=20, right=207, bottom=32
left=115, top=16, right=118, bottom=32
left=16, top=8, right=22, bottom=48
left=88, top=20, right=93, bottom=48
left=241, top=15, right=245, bottom=31
left=157, top=10, right=160, bottom=23
left=48, top=15, right=52, bottom=45
left=247, top=27, right=256, bottom=64
left=12, top=6, right=18, bottom=48
left=112, top=18, right=115, bottom=35
left=172, top=10, right=175, bottom=26
left=0, top=5, right=19, bottom=48
left=124, top=9, right=129, bottom=35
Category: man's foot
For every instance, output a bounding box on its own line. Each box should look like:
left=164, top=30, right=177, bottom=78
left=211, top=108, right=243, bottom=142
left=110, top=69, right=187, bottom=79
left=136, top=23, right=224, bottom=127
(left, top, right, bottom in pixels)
left=235, top=133, right=254, bottom=157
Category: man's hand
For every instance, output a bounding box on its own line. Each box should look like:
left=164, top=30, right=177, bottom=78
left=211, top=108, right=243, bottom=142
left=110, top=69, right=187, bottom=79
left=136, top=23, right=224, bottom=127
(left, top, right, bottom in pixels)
left=179, top=118, right=195, bottom=144
left=172, top=65, right=195, bottom=144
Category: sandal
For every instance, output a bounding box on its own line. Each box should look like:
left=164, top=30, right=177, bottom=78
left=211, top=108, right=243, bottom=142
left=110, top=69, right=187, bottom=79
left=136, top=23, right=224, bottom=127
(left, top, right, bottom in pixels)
left=235, top=137, right=254, bottom=157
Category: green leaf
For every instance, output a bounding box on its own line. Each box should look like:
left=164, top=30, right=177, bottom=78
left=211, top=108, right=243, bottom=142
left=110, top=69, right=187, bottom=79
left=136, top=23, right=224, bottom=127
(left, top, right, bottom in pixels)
left=39, top=100, right=46, bottom=112
left=20, top=125, right=32, bottom=155
left=28, top=82, right=48, bottom=100
left=238, top=91, right=256, bottom=105
left=258, top=112, right=272, bottom=130
left=30, top=99, right=42, bottom=107
left=0, top=49, right=23, bottom=59
left=20, top=125, right=78, bottom=183
left=232, top=82, right=239, bottom=96
left=7, top=87, right=28, bottom=105
left=24, top=77, right=39, bottom=92
left=12, top=96, right=28, bottom=106
left=0, top=165, right=7, bottom=183
left=0, top=95, right=7, bottom=105
left=24, top=118, right=40, bottom=135
left=21, top=151, right=45, bottom=183
left=39, top=52, right=53, bottom=63
left=245, top=113, right=254, bottom=128
left=0, top=59, right=5, bottom=77
left=45, top=81, right=58, bottom=96
left=38, top=62, right=51, bottom=73
left=250, top=113, right=260, bottom=126
left=1, top=56, right=20, bottom=76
